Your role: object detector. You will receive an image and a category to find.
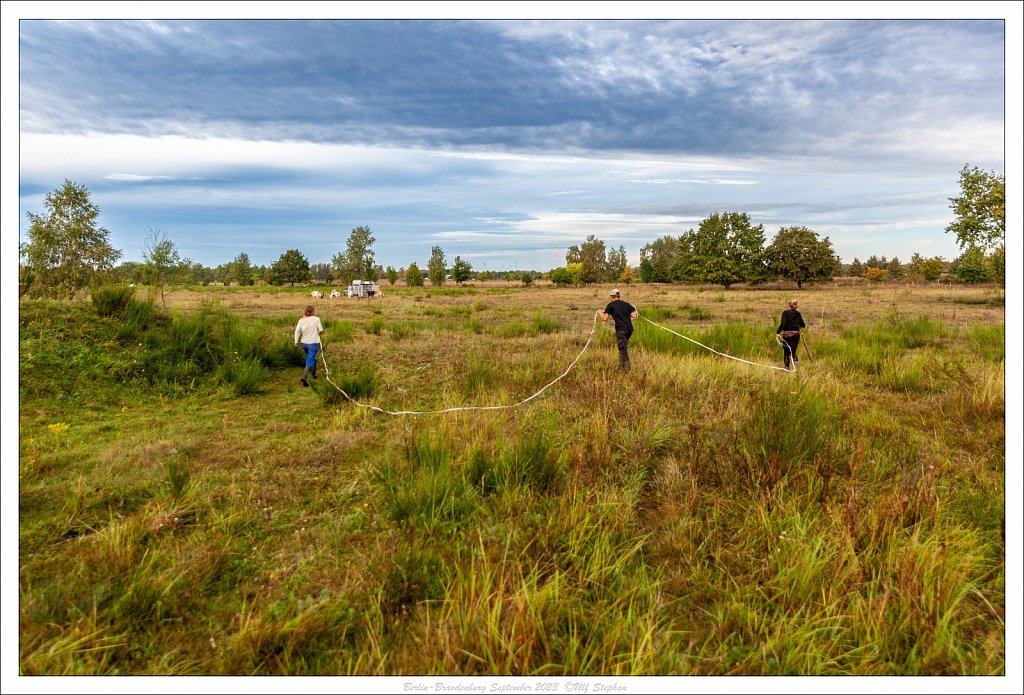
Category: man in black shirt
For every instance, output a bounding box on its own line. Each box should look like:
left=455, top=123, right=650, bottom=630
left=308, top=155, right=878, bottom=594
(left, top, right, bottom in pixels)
left=600, top=289, right=639, bottom=371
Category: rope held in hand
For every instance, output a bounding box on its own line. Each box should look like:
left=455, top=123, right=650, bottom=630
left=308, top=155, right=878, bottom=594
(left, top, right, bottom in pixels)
left=317, top=310, right=601, bottom=415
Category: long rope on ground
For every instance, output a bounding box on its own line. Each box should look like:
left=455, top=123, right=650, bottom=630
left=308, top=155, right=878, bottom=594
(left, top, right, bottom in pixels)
left=776, top=333, right=797, bottom=373
left=318, top=309, right=601, bottom=415
left=639, top=313, right=792, bottom=373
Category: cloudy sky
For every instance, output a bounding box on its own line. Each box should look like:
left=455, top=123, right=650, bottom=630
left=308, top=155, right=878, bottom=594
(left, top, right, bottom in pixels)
left=7, top=4, right=1020, bottom=272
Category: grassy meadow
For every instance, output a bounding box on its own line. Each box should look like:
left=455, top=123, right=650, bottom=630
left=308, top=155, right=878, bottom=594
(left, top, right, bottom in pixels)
left=18, top=281, right=1006, bottom=676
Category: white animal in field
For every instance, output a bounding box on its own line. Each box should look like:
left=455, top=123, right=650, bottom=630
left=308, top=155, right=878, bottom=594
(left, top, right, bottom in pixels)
left=311, top=290, right=324, bottom=299
left=329, top=289, right=341, bottom=298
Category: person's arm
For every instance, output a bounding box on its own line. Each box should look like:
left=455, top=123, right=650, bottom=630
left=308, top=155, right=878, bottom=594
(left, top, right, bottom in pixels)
left=630, top=304, right=638, bottom=319
left=799, top=312, right=806, bottom=329
left=777, top=314, right=784, bottom=334
left=599, top=305, right=609, bottom=321
left=294, top=320, right=302, bottom=345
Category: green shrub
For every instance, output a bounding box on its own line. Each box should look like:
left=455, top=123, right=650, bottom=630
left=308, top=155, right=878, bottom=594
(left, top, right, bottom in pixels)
left=228, top=358, right=267, bottom=396
left=378, top=435, right=477, bottom=530
left=739, top=382, right=834, bottom=490
left=641, top=306, right=675, bottom=321
left=685, top=304, right=713, bottom=321
left=263, top=337, right=305, bottom=369
left=465, top=435, right=561, bottom=496
left=531, top=312, right=563, bottom=334
left=464, top=355, right=494, bottom=394
left=494, top=320, right=529, bottom=338
left=323, top=366, right=378, bottom=404
left=373, top=545, right=446, bottom=619
left=116, top=297, right=156, bottom=341
left=327, top=320, right=354, bottom=343
left=91, top=285, right=136, bottom=317
left=220, top=318, right=264, bottom=362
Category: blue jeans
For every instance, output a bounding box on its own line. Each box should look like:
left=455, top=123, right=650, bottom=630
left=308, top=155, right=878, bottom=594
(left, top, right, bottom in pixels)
left=301, top=343, right=320, bottom=370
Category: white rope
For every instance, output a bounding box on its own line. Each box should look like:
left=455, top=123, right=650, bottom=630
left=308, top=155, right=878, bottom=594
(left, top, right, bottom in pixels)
left=639, top=313, right=793, bottom=373
left=775, top=333, right=797, bottom=373
left=317, top=310, right=601, bottom=415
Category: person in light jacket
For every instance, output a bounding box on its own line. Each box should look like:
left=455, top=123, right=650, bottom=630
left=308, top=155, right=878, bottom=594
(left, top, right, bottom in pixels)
left=294, top=304, right=324, bottom=386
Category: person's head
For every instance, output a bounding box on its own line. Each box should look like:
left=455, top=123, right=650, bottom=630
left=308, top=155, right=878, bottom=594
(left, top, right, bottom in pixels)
left=609, top=288, right=620, bottom=299
left=304, top=305, right=315, bottom=316
left=788, top=299, right=799, bottom=309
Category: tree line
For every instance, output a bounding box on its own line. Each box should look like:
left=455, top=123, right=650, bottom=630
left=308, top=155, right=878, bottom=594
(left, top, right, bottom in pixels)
left=19, top=164, right=1005, bottom=299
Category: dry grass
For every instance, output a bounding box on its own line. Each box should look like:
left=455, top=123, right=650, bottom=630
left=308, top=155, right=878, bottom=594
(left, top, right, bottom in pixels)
left=19, top=280, right=1005, bottom=676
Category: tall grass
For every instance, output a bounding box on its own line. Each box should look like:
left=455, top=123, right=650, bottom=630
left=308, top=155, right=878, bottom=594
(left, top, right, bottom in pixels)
left=90, top=284, right=136, bottom=317
left=737, top=381, right=836, bottom=492
left=465, top=435, right=562, bottom=497
left=633, top=318, right=771, bottom=361
left=116, top=296, right=156, bottom=341
left=18, top=284, right=1006, bottom=676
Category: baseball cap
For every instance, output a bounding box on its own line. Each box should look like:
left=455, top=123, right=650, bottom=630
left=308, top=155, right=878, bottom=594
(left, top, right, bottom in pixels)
left=609, top=288, right=620, bottom=296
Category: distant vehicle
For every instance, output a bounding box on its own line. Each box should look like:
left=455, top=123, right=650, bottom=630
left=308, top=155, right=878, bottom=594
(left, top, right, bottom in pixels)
left=344, top=280, right=381, bottom=298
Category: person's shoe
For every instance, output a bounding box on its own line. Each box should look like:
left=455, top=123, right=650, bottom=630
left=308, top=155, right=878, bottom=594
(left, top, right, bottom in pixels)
left=301, top=378, right=309, bottom=387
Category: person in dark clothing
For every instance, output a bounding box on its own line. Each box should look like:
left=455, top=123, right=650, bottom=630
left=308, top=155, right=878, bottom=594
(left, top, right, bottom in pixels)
left=600, top=289, right=639, bottom=370
left=776, top=299, right=806, bottom=370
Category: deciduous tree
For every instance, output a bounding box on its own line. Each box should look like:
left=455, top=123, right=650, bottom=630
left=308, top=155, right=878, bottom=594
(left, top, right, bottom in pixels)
left=565, top=235, right=607, bottom=284
left=606, top=245, right=628, bottom=282
left=549, top=267, right=574, bottom=286
left=763, top=226, right=840, bottom=289
left=639, top=236, right=679, bottom=283
left=268, top=249, right=312, bottom=286
left=919, top=257, right=945, bottom=282
left=142, top=227, right=186, bottom=307
left=333, top=226, right=376, bottom=284
left=955, top=246, right=990, bottom=283
left=23, top=179, right=122, bottom=298
left=946, top=164, right=1004, bottom=253
left=673, top=212, right=766, bottom=288
left=428, top=246, right=447, bottom=287
left=406, top=262, right=424, bottom=287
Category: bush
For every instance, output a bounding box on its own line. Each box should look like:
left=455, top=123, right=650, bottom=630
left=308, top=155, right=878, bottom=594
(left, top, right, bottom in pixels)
left=465, top=435, right=561, bottom=496
left=739, top=382, right=835, bottom=491
left=91, top=284, right=136, bottom=317
left=220, top=357, right=267, bottom=396
left=322, top=366, right=378, bottom=404
left=116, top=297, right=156, bottom=341
left=263, top=337, right=304, bottom=369
left=531, top=312, right=563, bottom=334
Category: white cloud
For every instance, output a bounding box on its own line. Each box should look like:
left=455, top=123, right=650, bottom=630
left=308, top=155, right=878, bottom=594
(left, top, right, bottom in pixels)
left=629, top=178, right=758, bottom=186
left=105, top=173, right=182, bottom=182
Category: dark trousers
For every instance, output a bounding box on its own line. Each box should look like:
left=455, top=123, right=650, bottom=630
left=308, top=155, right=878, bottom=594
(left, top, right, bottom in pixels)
left=616, top=328, right=634, bottom=369
left=781, top=334, right=800, bottom=369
